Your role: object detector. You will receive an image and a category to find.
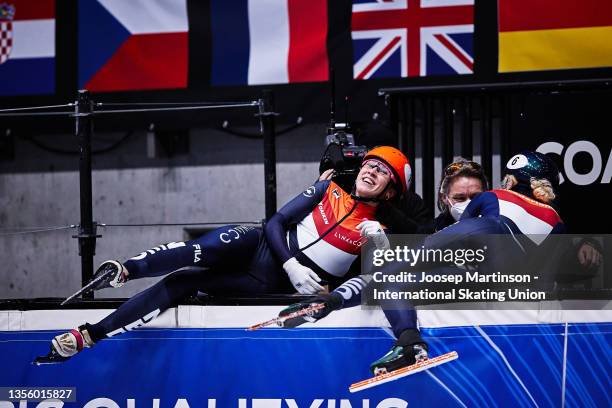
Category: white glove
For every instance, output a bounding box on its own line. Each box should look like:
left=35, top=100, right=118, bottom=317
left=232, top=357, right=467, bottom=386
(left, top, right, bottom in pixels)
left=357, top=220, right=390, bottom=250
left=283, top=257, right=325, bottom=295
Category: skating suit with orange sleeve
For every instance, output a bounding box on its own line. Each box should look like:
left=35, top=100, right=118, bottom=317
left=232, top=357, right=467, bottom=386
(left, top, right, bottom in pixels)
left=265, top=180, right=383, bottom=282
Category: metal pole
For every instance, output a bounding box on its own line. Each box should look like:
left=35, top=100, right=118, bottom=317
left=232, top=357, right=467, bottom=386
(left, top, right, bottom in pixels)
left=260, top=90, right=277, bottom=220
left=407, top=99, right=416, bottom=193
left=462, top=96, right=473, bottom=159
left=395, top=96, right=406, bottom=152
left=480, top=95, right=493, bottom=184
left=73, top=90, right=98, bottom=298
left=423, top=97, right=435, bottom=214
left=500, top=94, right=512, bottom=175
left=443, top=97, right=454, bottom=166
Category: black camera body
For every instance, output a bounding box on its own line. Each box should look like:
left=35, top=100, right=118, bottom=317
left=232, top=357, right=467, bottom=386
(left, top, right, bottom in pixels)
left=319, top=123, right=368, bottom=192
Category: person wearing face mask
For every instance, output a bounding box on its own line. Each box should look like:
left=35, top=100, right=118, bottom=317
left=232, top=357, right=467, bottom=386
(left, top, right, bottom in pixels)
left=434, top=159, right=489, bottom=231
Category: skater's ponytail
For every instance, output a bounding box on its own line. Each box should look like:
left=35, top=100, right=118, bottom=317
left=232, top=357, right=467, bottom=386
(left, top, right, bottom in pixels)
left=530, top=178, right=555, bottom=203
left=501, top=174, right=556, bottom=204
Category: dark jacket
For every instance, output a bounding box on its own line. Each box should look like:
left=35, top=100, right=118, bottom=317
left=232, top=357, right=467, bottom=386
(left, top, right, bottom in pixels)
left=375, top=192, right=432, bottom=234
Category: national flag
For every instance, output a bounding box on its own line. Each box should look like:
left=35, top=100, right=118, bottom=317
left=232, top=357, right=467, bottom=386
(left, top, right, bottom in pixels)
left=498, top=0, right=612, bottom=72
left=78, top=0, right=189, bottom=92
left=351, top=0, right=474, bottom=80
left=0, top=0, right=55, bottom=96
left=210, top=0, right=329, bottom=86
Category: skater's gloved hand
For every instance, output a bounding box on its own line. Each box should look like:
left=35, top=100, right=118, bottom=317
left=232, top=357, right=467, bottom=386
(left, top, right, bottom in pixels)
left=283, top=257, right=325, bottom=295
left=357, top=220, right=390, bottom=250
left=278, top=292, right=344, bottom=328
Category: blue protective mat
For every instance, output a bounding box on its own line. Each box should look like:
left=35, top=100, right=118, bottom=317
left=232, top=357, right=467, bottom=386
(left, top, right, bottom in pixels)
left=1, top=324, right=610, bottom=407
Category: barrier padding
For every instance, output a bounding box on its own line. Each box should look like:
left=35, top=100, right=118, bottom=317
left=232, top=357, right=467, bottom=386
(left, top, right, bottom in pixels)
left=0, top=307, right=610, bottom=407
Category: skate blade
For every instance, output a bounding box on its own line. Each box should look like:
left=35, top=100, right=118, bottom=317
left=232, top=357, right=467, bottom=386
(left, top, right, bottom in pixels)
left=349, top=351, right=458, bottom=393
left=60, top=269, right=112, bottom=305
left=246, top=303, right=325, bottom=331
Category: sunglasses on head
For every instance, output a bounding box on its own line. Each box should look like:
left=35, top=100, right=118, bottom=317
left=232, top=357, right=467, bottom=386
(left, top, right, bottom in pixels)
left=443, top=160, right=483, bottom=176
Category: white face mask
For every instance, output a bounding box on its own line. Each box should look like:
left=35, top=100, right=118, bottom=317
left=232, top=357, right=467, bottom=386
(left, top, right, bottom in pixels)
left=449, top=199, right=471, bottom=221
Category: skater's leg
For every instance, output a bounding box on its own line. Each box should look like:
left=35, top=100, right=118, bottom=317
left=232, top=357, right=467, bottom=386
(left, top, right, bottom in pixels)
left=383, top=307, right=418, bottom=338
left=86, top=268, right=206, bottom=341
left=89, top=259, right=279, bottom=344
left=82, top=225, right=261, bottom=292
left=41, top=246, right=284, bottom=363
left=36, top=268, right=207, bottom=364
left=124, top=225, right=260, bottom=279
left=91, top=244, right=285, bottom=341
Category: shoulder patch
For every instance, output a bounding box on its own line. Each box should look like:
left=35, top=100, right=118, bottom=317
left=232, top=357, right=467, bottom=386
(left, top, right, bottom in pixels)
left=303, top=186, right=316, bottom=198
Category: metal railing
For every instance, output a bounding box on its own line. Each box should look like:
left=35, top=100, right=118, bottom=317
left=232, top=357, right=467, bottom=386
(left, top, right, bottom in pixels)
left=0, top=90, right=277, bottom=292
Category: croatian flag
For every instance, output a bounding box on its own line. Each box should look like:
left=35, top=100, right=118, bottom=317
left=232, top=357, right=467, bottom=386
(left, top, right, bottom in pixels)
left=0, top=0, right=55, bottom=96
left=78, top=0, right=189, bottom=92
left=211, top=0, right=329, bottom=86
left=352, top=0, right=474, bottom=79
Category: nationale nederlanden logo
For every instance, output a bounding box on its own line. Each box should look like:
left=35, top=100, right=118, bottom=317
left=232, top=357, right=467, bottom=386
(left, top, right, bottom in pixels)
left=0, top=3, right=15, bottom=65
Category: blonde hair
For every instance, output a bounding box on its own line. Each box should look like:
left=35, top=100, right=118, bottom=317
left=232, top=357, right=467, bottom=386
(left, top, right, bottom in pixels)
left=501, top=174, right=556, bottom=203
left=530, top=178, right=555, bottom=203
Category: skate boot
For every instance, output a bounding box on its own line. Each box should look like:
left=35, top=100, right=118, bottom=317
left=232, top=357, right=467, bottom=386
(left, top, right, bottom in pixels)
left=61, top=261, right=129, bottom=305
left=90, top=260, right=129, bottom=290
left=370, top=329, right=429, bottom=375
left=33, top=326, right=94, bottom=365
left=277, top=293, right=343, bottom=328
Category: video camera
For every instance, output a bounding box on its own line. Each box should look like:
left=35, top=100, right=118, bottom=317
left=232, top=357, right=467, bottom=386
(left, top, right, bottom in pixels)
left=319, top=123, right=367, bottom=176
left=319, top=122, right=368, bottom=192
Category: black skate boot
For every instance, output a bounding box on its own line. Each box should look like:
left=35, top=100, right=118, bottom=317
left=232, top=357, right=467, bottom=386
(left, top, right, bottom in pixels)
left=61, top=260, right=129, bottom=305
left=89, top=260, right=129, bottom=290
left=370, top=329, right=429, bottom=375
left=277, top=293, right=343, bottom=328
left=33, top=325, right=94, bottom=365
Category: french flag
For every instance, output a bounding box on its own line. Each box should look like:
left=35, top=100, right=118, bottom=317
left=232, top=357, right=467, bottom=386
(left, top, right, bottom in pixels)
left=211, top=0, right=329, bottom=86
left=0, top=0, right=55, bottom=96
left=78, top=0, right=189, bottom=92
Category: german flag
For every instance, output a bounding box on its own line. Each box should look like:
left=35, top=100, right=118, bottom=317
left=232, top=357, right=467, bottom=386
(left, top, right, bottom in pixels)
left=498, top=0, right=612, bottom=72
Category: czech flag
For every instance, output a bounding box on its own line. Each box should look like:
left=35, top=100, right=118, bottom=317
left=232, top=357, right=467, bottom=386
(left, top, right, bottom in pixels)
left=211, top=0, right=329, bottom=86
left=499, top=0, right=612, bottom=72
left=78, top=0, right=189, bottom=92
left=0, top=0, right=55, bottom=96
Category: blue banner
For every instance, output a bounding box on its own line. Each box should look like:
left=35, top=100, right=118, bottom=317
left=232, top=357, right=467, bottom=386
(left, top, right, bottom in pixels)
left=1, top=323, right=610, bottom=407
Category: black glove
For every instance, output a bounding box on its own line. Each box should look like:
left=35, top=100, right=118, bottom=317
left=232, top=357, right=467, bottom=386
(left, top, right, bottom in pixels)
left=278, top=292, right=344, bottom=328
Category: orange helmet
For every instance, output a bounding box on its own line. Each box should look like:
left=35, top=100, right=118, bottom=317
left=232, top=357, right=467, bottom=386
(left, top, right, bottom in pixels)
left=363, top=146, right=412, bottom=194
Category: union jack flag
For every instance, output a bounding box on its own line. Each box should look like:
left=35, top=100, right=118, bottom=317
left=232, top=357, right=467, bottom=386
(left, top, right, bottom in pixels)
left=352, top=0, right=474, bottom=79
